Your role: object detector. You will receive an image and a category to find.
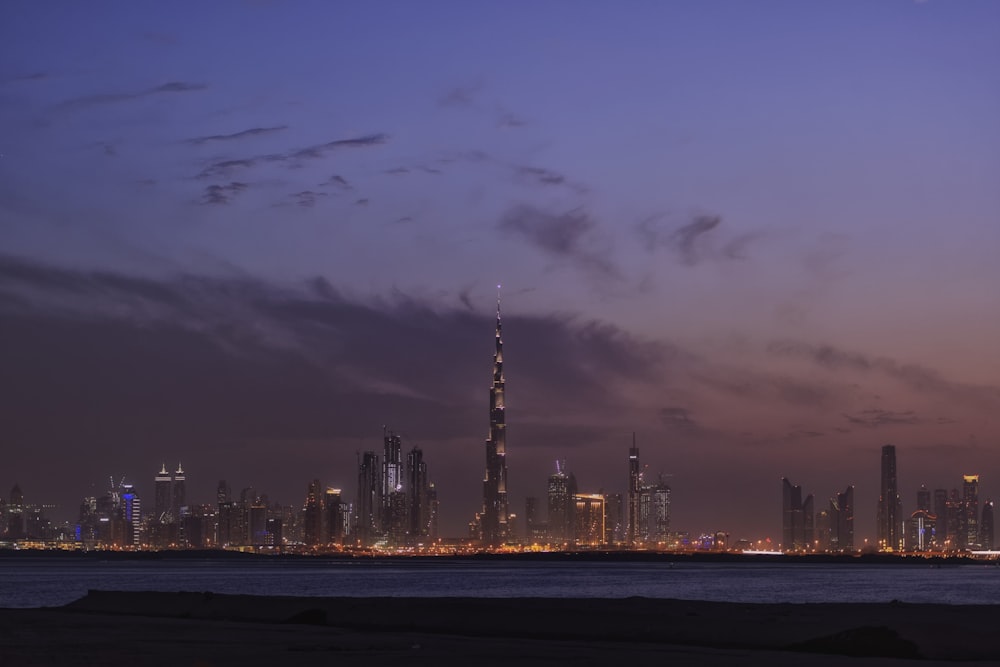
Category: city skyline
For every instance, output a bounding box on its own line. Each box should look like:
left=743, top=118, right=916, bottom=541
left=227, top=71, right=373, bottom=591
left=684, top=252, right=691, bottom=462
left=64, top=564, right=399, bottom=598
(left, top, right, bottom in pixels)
left=1, top=2, right=999, bottom=541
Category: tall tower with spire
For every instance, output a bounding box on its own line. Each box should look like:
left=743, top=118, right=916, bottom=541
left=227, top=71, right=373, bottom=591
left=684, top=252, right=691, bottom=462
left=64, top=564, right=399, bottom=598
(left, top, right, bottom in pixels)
left=482, top=287, right=509, bottom=547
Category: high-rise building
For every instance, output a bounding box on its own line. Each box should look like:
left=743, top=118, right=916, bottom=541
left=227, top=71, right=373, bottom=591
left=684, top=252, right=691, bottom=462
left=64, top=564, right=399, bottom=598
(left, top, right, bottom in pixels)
left=154, top=464, right=172, bottom=522
left=981, top=499, right=994, bottom=551
left=481, top=292, right=509, bottom=547
left=382, top=430, right=407, bottom=545
left=933, top=488, right=949, bottom=548
left=945, top=489, right=962, bottom=550
left=120, top=483, right=141, bottom=547
left=6, top=485, right=25, bottom=540
left=356, top=451, right=381, bottom=544
left=627, top=436, right=641, bottom=547
left=547, top=461, right=575, bottom=543
left=962, top=474, right=980, bottom=549
left=406, top=445, right=429, bottom=541
left=877, top=445, right=902, bottom=552
left=781, top=478, right=814, bottom=551
left=172, top=464, right=186, bottom=522
left=573, top=494, right=606, bottom=547
left=604, top=493, right=623, bottom=545
left=830, top=485, right=854, bottom=551
left=649, top=474, right=672, bottom=544
left=303, top=479, right=323, bottom=546
left=325, top=488, right=343, bottom=545
left=426, top=482, right=439, bottom=541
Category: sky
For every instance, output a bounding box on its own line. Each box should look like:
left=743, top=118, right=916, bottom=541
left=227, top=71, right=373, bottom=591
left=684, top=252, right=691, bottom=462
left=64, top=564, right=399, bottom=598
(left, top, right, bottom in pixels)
left=1, top=0, right=999, bottom=544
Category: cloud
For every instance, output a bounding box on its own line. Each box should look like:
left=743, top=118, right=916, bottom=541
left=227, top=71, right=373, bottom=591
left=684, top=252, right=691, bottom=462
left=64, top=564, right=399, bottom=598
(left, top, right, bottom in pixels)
left=497, top=111, right=527, bottom=128
left=195, top=133, right=387, bottom=179
left=439, top=82, right=482, bottom=108
left=767, top=340, right=1000, bottom=408
left=497, top=205, right=620, bottom=280
left=839, top=409, right=953, bottom=428
left=660, top=407, right=697, bottom=430
left=55, top=81, right=207, bottom=112
left=514, top=165, right=588, bottom=194
left=201, top=182, right=248, bottom=205
left=321, top=174, right=353, bottom=190
left=185, top=126, right=288, bottom=145
left=355, top=198, right=369, bottom=206
left=2, top=72, right=48, bottom=84
left=637, top=214, right=761, bottom=266
left=384, top=167, right=410, bottom=175
left=290, top=190, right=327, bottom=208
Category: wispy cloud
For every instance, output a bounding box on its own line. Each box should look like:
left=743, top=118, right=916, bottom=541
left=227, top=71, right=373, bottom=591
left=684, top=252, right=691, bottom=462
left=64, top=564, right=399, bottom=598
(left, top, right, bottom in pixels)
left=841, top=408, right=955, bottom=428
left=201, top=182, right=248, bottom=205
left=290, top=190, right=327, bottom=208
left=185, top=126, right=288, bottom=145
left=497, top=205, right=619, bottom=280
left=767, top=340, right=1000, bottom=408
left=55, top=81, right=207, bottom=112
left=637, top=214, right=761, bottom=266
left=196, top=133, right=387, bottom=179
left=320, top=174, right=353, bottom=190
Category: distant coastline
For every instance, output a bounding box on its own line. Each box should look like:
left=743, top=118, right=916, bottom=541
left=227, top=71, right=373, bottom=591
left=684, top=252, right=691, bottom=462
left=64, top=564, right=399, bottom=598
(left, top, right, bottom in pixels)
left=0, top=547, right=988, bottom=566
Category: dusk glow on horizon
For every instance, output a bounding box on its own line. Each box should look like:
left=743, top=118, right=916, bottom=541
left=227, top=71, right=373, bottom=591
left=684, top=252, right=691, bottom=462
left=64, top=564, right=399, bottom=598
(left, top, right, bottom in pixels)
left=1, top=1, right=998, bottom=547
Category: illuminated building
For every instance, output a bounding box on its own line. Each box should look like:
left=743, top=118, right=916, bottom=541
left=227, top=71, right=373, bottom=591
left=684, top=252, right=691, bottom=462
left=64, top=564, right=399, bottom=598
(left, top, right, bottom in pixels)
left=649, top=474, right=671, bottom=544
left=6, top=485, right=25, bottom=540
left=573, top=494, right=606, bottom=547
left=604, top=493, right=623, bottom=545
left=946, top=488, right=961, bottom=550
left=908, top=509, right=934, bottom=551
left=961, top=474, right=980, bottom=549
left=356, top=450, right=381, bottom=544
left=172, top=464, right=186, bottom=523
left=154, top=464, right=172, bottom=522
left=933, top=488, right=949, bottom=548
left=406, top=445, right=429, bottom=541
left=781, top=478, right=814, bottom=551
left=627, top=436, right=641, bottom=547
left=427, top=482, right=439, bottom=540
left=828, top=485, right=854, bottom=551
left=481, top=291, right=509, bottom=547
left=325, top=488, right=343, bottom=544
left=303, top=479, right=323, bottom=546
left=120, top=483, right=141, bottom=547
left=547, top=461, right=576, bottom=543
left=982, top=499, right=994, bottom=550
left=877, top=444, right=902, bottom=552
left=382, top=430, right=408, bottom=545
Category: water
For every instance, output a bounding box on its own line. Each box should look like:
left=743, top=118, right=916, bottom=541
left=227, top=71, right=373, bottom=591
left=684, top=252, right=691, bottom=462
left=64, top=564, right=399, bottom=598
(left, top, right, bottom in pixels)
left=2, top=557, right=999, bottom=608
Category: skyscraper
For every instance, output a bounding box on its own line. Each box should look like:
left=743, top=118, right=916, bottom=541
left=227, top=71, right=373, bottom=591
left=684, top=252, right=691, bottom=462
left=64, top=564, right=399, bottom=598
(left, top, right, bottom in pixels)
left=172, top=464, right=186, bottom=522
left=781, top=478, right=813, bottom=551
left=303, top=479, right=323, bottom=546
left=481, top=292, right=509, bottom=547
left=547, top=461, right=573, bottom=543
left=627, top=436, right=641, bottom=547
left=832, top=485, right=854, bottom=551
left=154, top=464, right=172, bottom=522
left=650, top=474, right=672, bottom=544
left=981, top=499, right=994, bottom=551
left=877, top=444, right=901, bottom=552
left=962, top=474, right=980, bottom=549
left=356, top=450, right=381, bottom=544
left=382, top=429, right=407, bottom=544
left=406, top=445, right=429, bottom=541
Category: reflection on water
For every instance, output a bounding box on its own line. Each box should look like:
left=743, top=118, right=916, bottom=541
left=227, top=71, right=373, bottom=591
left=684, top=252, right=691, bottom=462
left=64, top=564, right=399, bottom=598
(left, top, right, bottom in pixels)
left=2, top=557, right=999, bottom=608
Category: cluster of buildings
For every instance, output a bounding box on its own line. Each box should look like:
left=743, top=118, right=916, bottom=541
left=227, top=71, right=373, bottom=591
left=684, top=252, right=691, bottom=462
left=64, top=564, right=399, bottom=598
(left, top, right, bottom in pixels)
left=2, top=300, right=996, bottom=556
left=781, top=445, right=995, bottom=553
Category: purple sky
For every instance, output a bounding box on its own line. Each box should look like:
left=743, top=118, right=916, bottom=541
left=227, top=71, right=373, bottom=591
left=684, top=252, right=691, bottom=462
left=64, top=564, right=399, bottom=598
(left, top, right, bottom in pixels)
left=1, top=0, right=999, bottom=543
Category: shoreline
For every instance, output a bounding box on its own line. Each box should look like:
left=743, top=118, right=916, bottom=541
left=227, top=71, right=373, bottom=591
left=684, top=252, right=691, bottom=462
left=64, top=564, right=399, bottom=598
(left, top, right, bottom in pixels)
left=0, top=547, right=990, bottom=565
left=1, top=590, right=998, bottom=665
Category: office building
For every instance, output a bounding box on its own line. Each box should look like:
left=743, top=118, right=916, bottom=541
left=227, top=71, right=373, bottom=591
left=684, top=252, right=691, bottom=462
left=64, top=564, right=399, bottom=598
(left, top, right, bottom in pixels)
left=781, top=477, right=814, bottom=551
left=356, top=451, right=381, bottom=544
left=962, top=474, right=980, bottom=549
left=981, top=499, right=994, bottom=551
left=627, top=436, right=642, bottom=547
left=547, top=461, right=576, bottom=543
left=877, top=445, right=902, bottom=552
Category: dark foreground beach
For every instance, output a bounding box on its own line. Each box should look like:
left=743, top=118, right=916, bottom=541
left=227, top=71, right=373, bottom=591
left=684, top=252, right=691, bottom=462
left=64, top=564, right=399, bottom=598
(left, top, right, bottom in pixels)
left=2, top=591, right=999, bottom=666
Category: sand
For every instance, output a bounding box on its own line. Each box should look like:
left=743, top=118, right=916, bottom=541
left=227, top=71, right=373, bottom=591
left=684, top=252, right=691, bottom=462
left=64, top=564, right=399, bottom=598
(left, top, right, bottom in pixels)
left=2, top=591, right=999, bottom=666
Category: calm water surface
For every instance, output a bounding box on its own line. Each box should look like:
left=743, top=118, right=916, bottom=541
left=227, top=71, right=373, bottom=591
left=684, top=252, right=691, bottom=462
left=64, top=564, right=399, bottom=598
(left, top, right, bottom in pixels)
left=2, top=558, right=999, bottom=608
